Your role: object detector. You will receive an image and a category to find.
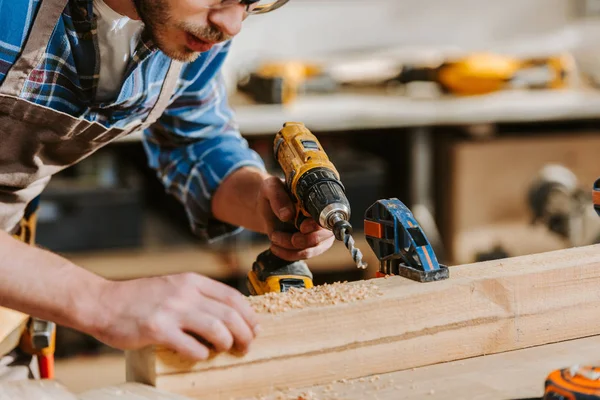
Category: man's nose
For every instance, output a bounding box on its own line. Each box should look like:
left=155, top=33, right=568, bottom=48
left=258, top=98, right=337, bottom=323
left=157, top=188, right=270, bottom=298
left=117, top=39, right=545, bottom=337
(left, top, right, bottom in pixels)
left=208, top=5, right=245, bottom=38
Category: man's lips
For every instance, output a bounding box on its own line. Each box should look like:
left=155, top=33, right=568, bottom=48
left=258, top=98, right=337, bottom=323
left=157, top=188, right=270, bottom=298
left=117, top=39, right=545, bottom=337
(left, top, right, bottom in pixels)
left=185, top=32, right=215, bottom=52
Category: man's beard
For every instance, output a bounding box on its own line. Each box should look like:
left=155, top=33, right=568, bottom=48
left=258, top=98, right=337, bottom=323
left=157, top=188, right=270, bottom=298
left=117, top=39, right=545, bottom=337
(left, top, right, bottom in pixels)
left=132, top=0, right=231, bottom=62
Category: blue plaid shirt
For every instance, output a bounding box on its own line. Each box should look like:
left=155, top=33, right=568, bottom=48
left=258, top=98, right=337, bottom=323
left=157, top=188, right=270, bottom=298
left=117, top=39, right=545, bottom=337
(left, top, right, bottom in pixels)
left=0, top=0, right=266, bottom=241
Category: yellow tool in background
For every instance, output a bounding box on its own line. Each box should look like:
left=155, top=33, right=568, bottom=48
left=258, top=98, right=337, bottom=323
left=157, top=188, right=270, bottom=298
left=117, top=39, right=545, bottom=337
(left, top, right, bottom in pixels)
left=395, top=52, right=575, bottom=96
left=247, top=122, right=367, bottom=295
left=237, top=61, right=337, bottom=105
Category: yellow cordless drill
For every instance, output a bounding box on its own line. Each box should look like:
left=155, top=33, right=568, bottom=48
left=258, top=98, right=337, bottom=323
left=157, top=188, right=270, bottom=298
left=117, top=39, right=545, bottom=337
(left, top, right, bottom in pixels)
left=247, top=122, right=367, bottom=295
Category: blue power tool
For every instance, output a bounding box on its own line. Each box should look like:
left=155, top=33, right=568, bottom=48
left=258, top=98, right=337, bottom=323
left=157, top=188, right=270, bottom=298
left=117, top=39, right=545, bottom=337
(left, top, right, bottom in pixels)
left=364, top=198, right=449, bottom=282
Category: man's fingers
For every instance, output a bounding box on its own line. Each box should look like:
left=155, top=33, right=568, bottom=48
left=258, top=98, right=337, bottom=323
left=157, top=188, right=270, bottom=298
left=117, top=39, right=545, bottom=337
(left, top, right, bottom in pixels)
left=162, top=330, right=211, bottom=362
left=182, top=314, right=234, bottom=353
left=299, top=219, right=320, bottom=234
left=199, top=299, right=255, bottom=354
left=271, top=235, right=335, bottom=261
left=262, top=176, right=294, bottom=221
left=291, top=229, right=334, bottom=249
left=272, top=228, right=335, bottom=250
left=197, top=277, right=261, bottom=332
left=269, top=231, right=296, bottom=250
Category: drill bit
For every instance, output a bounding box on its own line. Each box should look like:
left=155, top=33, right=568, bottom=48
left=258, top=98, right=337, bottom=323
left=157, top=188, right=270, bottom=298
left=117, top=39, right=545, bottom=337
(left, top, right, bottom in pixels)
left=329, top=211, right=368, bottom=269
left=341, top=228, right=368, bottom=269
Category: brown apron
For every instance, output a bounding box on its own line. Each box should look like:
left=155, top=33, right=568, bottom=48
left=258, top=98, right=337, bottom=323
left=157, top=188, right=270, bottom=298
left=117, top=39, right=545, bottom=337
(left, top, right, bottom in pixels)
left=0, top=0, right=183, bottom=380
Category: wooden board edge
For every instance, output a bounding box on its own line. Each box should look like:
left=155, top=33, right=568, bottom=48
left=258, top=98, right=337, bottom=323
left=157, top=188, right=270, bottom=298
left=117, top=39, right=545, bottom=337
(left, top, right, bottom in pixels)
left=125, top=347, right=156, bottom=387
left=0, top=319, right=27, bottom=359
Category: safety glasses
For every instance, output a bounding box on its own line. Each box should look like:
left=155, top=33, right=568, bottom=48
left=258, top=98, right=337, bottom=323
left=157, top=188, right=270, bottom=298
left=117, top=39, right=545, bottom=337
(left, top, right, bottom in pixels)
left=205, top=0, right=290, bottom=15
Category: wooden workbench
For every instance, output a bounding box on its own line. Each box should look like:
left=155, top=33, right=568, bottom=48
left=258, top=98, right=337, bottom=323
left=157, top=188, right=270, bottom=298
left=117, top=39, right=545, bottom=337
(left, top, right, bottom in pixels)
left=114, top=88, right=600, bottom=141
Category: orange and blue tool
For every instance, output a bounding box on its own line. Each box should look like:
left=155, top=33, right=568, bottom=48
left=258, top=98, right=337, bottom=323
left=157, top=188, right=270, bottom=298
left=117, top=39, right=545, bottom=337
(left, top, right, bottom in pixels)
left=543, top=365, right=600, bottom=400
left=364, top=198, right=449, bottom=283
left=593, top=178, right=600, bottom=218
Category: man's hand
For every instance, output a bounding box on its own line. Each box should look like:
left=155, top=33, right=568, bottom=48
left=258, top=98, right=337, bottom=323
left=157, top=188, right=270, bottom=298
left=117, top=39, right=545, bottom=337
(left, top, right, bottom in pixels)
left=0, top=231, right=259, bottom=362
left=93, top=273, right=260, bottom=361
left=257, top=176, right=334, bottom=261
left=212, top=167, right=335, bottom=261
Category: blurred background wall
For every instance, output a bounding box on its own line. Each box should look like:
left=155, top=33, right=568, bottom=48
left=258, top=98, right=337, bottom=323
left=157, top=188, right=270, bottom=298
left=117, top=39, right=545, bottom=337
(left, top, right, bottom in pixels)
left=222, top=0, right=589, bottom=87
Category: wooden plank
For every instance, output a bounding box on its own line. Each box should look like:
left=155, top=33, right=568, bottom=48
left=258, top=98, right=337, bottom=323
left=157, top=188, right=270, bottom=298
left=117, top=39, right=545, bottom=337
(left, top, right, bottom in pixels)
left=78, top=383, right=191, bottom=400
left=125, top=244, right=600, bottom=400
left=262, top=335, right=600, bottom=400
left=0, top=307, right=28, bottom=358
left=0, top=380, right=77, bottom=400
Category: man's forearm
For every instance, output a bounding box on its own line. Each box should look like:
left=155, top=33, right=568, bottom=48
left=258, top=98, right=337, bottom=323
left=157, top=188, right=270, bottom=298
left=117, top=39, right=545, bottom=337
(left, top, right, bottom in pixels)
left=0, top=231, right=107, bottom=334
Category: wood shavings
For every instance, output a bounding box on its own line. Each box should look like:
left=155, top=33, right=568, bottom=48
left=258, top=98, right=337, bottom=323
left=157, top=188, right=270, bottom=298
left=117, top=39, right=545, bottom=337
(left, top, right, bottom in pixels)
left=249, top=281, right=383, bottom=314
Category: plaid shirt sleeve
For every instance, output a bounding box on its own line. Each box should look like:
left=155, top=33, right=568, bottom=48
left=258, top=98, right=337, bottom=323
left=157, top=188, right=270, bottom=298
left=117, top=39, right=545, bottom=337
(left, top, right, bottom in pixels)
left=142, top=42, right=266, bottom=242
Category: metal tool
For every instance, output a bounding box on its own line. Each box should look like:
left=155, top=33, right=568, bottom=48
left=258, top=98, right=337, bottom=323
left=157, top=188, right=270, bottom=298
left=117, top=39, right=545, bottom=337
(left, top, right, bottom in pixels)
left=364, top=198, right=448, bottom=283
left=19, top=317, right=56, bottom=379
left=247, top=122, right=367, bottom=295
left=528, top=164, right=600, bottom=247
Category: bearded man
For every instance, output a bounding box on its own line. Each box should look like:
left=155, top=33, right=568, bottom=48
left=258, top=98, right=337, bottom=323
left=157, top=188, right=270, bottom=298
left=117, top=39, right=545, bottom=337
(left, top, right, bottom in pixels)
left=0, top=0, right=334, bottom=379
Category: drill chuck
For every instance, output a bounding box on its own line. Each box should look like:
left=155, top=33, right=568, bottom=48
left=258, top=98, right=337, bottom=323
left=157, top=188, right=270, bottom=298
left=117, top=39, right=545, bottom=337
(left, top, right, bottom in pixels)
left=295, top=167, right=366, bottom=269
left=329, top=211, right=352, bottom=241
left=295, top=167, right=351, bottom=230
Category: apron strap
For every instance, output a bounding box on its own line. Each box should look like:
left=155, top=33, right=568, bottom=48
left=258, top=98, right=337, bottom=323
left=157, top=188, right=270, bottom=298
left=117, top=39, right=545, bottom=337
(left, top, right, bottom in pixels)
left=142, top=60, right=184, bottom=128
left=0, top=0, right=70, bottom=97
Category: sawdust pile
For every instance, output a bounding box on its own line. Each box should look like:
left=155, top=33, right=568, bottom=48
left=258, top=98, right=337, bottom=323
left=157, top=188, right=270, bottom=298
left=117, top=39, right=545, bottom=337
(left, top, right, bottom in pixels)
left=249, top=281, right=383, bottom=314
